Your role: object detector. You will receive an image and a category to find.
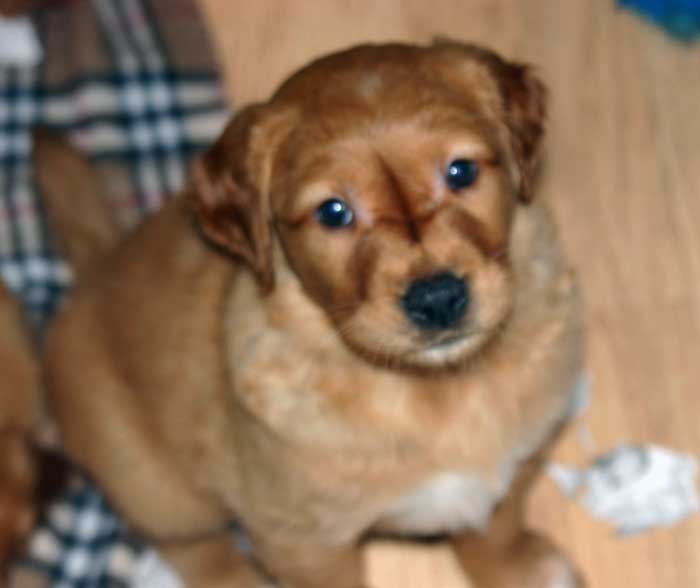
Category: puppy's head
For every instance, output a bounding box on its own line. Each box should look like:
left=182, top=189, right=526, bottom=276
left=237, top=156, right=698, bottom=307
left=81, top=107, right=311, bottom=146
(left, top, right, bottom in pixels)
left=193, top=41, right=547, bottom=368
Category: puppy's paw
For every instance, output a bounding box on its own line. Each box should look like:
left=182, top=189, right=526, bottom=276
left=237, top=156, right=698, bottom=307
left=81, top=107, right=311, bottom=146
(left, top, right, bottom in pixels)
left=0, top=432, right=36, bottom=566
left=527, top=553, right=583, bottom=588
left=0, top=489, right=34, bottom=551
left=457, top=530, right=584, bottom=588
left=510, top=532, right=584, bottom=588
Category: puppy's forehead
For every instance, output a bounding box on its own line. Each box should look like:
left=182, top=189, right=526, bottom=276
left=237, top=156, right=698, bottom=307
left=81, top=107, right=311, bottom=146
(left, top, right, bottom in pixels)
left=271, top=43, right=503, bottom=120
left=268, top=44, right=505, bottom=176
left=268, top=44, right=507, bottom=214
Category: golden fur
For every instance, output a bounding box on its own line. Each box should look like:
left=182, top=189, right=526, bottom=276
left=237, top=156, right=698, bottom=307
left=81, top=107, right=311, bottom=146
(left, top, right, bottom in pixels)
left=0, top=283, right=39, bottom=580
left=41, top=41, right=584, bottom=588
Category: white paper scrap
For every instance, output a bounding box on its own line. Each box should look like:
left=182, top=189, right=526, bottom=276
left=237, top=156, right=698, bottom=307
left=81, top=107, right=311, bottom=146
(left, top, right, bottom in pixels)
left=131, top=549, right=183, bottom=588
left=549, top=444, right=699, bottom=536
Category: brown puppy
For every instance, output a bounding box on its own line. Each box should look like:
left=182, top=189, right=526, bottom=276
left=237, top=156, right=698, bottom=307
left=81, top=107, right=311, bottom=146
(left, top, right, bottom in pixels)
left=42, top=41, right=584, bottom=588
left=0, top=282, right=39, bottom=580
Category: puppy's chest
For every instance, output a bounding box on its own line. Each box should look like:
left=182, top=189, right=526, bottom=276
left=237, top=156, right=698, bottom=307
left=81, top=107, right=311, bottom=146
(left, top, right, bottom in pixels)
left=233, top=342, right=578, bottom=536
left=374, top=395, right=570, bottom=536
left=227, top=285, right=582, bottom=536
left=375, top=430, right=543, bottom=535
left=375, top=471, right=499, bottom=534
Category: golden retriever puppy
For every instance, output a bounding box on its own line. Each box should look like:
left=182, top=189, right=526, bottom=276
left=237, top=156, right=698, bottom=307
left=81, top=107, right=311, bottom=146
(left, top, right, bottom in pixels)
left=0, top=283, right=39, bottom=580
left=41, top=41, right=584, bottom=588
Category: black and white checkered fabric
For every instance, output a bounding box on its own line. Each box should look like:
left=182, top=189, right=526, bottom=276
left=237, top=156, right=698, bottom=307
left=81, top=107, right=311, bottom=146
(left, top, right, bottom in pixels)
left=0, top=0, right=229, bottom=326
left=22, top=476, right=138, bottom=588
left=0, top=1, right=230, bottom=586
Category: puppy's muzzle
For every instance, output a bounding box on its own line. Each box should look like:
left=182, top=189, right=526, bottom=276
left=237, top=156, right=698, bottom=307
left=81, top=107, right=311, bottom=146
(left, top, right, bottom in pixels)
left=401, top=272, right=469, bottom=331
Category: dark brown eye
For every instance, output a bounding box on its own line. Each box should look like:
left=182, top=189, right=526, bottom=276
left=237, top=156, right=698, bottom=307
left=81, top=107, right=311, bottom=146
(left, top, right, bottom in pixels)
left=446, top=159, right=480, bottom=191
left=316, top=198, right=355, bottom=229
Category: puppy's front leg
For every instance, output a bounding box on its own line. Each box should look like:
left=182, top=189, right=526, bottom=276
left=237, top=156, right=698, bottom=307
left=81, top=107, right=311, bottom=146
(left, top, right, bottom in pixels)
left=451, top=441, right=584, bottom=588
left=161, top=535, right=270, bottom=588
left=452, top=526, right=583, bottom=588
left=253, top=535, right=367, bottom=588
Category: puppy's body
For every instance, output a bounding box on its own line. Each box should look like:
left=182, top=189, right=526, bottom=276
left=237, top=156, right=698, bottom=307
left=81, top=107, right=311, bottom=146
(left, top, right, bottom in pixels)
left=48, top=198, right=581, bottom=575
left=44, top=42, right=584, bottom=588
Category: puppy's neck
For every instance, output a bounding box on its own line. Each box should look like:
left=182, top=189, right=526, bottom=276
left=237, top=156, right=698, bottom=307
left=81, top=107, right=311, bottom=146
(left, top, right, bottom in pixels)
left=223, top=242, right=353, bottom=363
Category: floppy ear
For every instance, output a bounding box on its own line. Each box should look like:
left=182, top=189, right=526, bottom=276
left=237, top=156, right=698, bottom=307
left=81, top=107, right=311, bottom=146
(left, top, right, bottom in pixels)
left=433, top=40, right=547, bottom=203
left=494, top=60, right=547, bottom=203
left=191, top=104, right=295, bottom=292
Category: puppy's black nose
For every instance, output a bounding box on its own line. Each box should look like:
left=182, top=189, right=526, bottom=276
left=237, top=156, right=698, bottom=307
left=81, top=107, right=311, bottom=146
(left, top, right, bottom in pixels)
left=401, top=272, right=469, bottom=330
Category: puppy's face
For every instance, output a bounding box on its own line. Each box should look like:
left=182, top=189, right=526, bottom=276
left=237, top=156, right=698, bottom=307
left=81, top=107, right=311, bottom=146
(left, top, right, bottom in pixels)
left=194, top=43, right=546, bottom=368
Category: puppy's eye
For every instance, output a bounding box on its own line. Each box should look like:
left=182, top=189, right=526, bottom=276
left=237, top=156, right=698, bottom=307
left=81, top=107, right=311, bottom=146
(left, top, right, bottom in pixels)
left=446, top=159, right=480, bottom=192
left=316, top=198, right=355, bottom=229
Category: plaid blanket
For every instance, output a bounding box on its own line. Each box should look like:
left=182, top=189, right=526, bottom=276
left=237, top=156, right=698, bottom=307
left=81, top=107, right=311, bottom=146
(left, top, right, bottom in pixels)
left=0, top=1, right=229, bottom=586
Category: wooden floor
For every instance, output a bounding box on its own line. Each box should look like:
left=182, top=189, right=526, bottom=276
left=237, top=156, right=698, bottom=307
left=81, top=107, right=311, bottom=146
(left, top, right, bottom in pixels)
left=199, top=2, right=700, bottom=586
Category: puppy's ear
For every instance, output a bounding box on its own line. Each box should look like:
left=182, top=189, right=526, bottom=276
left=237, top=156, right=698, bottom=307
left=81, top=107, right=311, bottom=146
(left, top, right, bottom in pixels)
left=191, top=104, right=295, bottom=292
left=434, top=41, right=547, bottom=203
left=493, top=61, right=547, bottom=203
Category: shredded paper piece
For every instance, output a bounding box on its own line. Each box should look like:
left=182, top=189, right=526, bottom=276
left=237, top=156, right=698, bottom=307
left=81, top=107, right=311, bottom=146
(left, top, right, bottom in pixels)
left=549, top=444, right=699, bottom=536
left=132, top=549, right=183, bottom=588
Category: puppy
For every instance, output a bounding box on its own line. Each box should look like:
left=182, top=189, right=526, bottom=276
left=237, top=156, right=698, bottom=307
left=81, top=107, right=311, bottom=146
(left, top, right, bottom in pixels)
left=0, top=283, right=39, bottom=580
left=41, top=41, right=584, bottom=588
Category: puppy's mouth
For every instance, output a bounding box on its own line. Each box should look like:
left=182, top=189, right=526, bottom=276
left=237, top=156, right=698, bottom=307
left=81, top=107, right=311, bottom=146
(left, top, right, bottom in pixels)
left=407, top=327, right=491, bottom=367
left=425, top=333, right=470, bottom=351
